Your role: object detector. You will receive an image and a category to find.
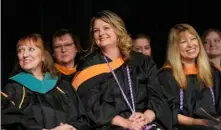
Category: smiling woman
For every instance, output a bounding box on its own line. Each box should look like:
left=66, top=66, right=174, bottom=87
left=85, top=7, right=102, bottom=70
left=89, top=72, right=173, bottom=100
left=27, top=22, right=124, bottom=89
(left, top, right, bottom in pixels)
left=202, top=28, right=221, bottom=70
left=72, top=10, right=172, bottom=130
left=1, top=34, right=89, bottom=130
left=178, top=30, right=200, bottom=65
left=93, top=19, right=118, bottom=49
left=157, top=24, right=221, bottom=130
left=17, top=37, right=46, bottom=80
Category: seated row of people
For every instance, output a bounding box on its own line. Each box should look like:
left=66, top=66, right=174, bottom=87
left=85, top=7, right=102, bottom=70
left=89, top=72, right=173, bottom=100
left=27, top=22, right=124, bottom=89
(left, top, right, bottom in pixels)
left=2, top=10, right=221, bottom=130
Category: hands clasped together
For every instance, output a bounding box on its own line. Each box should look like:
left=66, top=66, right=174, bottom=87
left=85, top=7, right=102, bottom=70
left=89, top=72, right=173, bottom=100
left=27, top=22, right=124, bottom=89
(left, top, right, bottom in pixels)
left=44, top=123, right=77, bottom=130
left=127, top=110, right=156, bottom=130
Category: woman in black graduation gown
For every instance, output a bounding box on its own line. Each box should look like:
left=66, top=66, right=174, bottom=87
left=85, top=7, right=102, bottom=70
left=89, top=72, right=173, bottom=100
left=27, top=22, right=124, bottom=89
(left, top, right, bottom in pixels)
left=72, top=10, right=172, bottom=130
left=202, top=28, right=221, bottom=123
left=157, top=24, right=221, bottom=130
left=1, top=34, right=89, bottom=130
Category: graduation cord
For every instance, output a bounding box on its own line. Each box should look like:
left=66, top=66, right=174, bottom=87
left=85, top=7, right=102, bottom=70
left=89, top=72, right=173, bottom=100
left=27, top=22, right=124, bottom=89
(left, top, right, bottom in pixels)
left=104, top=56, right=154, bottom=130
left=104, top=56, right=135, bottom=113
left=180, top=89, right=184, bottom=110
left=179, top=87, right=215, bottom=111
left=209, top=87, right=215, bottom=106
left=19, top=86, right=26, bottom=109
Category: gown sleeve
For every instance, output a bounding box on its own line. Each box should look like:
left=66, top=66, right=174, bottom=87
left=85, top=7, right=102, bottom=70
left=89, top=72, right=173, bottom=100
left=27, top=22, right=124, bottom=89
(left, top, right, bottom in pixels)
left=218, top=91, right=221, bottom=116
left=59, top=80, right=90, bottom=130
left=130, top=53, right=173, bottom=129
left=157, top=69, right=180, bottom=126
left=213, top=68, right=221, bottom=116
left=141, top=57, right=168, bottom=115
left=131, top=54, right=160, bottom=85
left=77, top=75, right=118, bottom=127
left=2, top=82, right=43, bottom=130
left=3, top=82, right=23, bottom=106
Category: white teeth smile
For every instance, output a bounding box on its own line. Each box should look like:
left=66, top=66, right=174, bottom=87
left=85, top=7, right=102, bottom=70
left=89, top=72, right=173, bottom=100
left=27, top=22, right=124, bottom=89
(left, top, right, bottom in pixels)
left=24, top=60, right=31, bottom=63
left=187, top=48, right=195, bottom=53
left=100, top=36, right=109, bottom=41
left=100, top=38, right=106, bottom=41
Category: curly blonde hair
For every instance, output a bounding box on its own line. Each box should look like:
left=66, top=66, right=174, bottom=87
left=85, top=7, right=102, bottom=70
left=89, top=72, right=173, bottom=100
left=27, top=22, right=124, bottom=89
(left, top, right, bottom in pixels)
left=88, top=10, right=133, bottom=61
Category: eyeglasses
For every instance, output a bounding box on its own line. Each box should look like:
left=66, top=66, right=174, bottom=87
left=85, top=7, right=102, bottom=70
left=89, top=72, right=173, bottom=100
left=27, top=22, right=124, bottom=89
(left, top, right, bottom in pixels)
left=54, top=43, right=74, bottom=51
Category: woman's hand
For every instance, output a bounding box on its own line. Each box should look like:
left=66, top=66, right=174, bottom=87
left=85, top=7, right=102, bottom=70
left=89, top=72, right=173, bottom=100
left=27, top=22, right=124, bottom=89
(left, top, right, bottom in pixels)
left=143, top=110, right=156, bottom=125
left=127, top=121, right=145, bottom=130
left=43, top=123, right=77, bottom=130
left=59, top=123, right=77, bottom=130
left=111, top=115, right=144, bottom=130
left=129, top=112, right=146, bottom=125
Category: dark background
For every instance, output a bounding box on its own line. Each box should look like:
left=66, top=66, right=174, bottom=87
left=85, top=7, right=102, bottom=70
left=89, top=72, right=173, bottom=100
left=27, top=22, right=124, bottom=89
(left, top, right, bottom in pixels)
left=2, top=0, right=221, bottom=86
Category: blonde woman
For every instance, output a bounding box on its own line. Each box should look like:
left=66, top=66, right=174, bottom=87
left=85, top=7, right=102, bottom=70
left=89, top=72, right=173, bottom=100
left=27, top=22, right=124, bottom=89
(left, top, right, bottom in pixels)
left=72, top=10, right=172, bottom=130
left=157, top=24, right=221, bottom=130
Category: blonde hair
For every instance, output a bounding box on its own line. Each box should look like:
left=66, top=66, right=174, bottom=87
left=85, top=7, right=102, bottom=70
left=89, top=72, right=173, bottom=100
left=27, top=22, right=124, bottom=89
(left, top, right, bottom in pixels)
left=88, top=10, right=133, bottom=61
left=15, top=33, right=57, bottom=76
left=164, top=24, right=213, bottom=88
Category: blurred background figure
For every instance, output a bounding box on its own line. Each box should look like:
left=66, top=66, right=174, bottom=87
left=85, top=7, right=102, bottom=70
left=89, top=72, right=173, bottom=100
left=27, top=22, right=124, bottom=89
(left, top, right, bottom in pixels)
left=52, top=29, right=82, bottom=82
left=132, top=33, right=151, bottom=56
left=202, top=28, right=221, bottom=70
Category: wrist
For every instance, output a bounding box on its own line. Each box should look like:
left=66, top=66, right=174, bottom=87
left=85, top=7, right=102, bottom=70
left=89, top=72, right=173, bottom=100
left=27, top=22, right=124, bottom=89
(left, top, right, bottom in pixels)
left=193, top=119, right=207, bottom=126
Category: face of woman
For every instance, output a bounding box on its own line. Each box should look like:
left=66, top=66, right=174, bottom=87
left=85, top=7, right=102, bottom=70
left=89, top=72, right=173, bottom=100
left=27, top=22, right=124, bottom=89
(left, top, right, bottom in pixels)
left=203, top=31, right=221, bottom=57
left=133, top=38, right=151, bottom=56
left=93, top=19, right=118, bottom=49
left=17, top=43, right=44, bottom=73
left=179, top=31, right=200, bottom=64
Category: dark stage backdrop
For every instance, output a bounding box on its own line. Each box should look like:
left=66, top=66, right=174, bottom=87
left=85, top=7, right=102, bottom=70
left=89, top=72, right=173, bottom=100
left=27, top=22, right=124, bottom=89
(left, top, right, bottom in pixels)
left=2, top=0, right=221, bottom=86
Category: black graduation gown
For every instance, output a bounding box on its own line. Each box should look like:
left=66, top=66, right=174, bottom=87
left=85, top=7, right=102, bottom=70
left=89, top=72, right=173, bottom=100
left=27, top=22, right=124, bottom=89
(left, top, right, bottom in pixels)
left=59, top=72, right=75, bottom=82
left=1, top=79, right=89, bottom=130
left=157, top=67, right=221, bottom=130
left=1, top=94, right=42, bottom=130
left=73, top=50, right=172, bottom=130
left=213, top=67, right=221, bottom=117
